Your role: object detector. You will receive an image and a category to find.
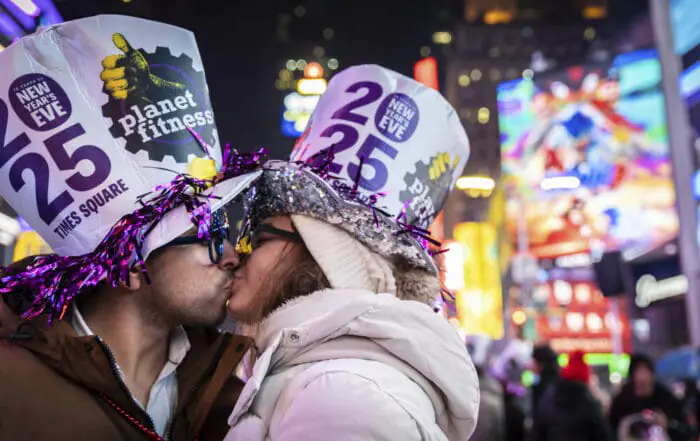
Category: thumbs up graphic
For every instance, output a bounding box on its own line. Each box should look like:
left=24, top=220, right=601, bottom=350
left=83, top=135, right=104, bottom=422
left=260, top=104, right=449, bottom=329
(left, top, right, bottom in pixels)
left=100, top=33, right=185, bottom=101
left=429, top=153, right=460, bottom=181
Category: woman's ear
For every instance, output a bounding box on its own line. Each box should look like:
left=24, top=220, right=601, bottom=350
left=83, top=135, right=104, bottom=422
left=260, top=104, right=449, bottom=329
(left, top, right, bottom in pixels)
left=119, top=266, right=144, bottom=291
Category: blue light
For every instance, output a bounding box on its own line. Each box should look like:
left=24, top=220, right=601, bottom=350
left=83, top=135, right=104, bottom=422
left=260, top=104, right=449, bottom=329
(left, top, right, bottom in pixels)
left=33, top=0, right=62, bottom=25
left=0, top=0, right=34, bottom=30
left=693, top=170, right=700, bottom=200
left=281, top=116, right=302, bottom=138
left=0, top=12, right=24, bottom=40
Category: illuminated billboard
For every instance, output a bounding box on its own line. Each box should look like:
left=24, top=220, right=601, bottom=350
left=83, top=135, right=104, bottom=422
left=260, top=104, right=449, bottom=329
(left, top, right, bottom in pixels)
left=452, top=222, right=504, bottom=339
left=498, top=50, right=678, bottom=259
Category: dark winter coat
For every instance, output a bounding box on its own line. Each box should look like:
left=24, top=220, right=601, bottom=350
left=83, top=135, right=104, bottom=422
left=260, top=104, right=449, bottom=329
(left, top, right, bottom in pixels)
left=531, top=379, right=613, bottom=441
left=533, top=365, right=560, bottom=414
left=0, top=296, right=254, bottom=441
left=471, top=370, right=506, bottom=441
left=610, top=382, right=688, bottom=441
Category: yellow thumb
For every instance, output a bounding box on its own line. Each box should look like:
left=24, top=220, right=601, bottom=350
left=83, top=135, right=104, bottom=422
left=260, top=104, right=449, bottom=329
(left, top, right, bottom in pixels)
left=188, top=158, right=218, bottom=181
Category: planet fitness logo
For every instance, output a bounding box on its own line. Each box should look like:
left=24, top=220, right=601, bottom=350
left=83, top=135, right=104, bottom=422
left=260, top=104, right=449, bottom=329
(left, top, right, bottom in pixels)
left=399, top=153, right=460, bottom=228
left=101, top=33, right=217, bottom=163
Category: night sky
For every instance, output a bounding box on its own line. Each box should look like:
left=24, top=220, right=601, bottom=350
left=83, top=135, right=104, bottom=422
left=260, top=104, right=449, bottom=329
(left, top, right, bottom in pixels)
left=56, top=0, right=647, bottom=158
left=57, top=0, right=451, bottom=158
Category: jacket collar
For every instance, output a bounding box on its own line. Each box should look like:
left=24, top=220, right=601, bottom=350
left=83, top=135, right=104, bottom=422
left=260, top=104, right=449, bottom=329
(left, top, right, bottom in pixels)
left=254, top=289, right=378, bottom=353
left=70, top=305, right=192, bottom=370
left=0, top=298, right=252, bottom=428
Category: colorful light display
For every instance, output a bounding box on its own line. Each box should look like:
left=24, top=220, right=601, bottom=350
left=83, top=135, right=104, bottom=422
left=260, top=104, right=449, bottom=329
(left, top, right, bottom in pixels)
left=453, top=222, right=504, bottom=339
left=498, top=50, right=678, bottom=259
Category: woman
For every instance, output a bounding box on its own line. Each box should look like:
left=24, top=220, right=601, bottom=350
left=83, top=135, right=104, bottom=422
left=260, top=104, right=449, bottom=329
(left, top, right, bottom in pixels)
left=222, top=65, right=479, bottom=441
left=531, top=351, right=613, bottom=441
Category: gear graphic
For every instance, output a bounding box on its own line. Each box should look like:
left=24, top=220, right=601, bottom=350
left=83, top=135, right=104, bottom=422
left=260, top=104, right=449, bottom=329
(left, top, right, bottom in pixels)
left=399, top=155, right=455, bottom=229
left=101, top=46, right=216, bottom=163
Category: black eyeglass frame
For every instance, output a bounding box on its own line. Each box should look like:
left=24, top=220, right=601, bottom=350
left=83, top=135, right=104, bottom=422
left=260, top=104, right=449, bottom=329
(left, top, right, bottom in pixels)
left=162, top=210, right=230, bottom=264
left=255, top=224, right=303, bottom=243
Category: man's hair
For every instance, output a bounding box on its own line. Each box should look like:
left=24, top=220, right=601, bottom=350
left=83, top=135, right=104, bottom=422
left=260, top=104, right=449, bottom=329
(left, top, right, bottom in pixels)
left=628, top=353, right=655, bottom=377
left=1, top=255, right=44, bottom=315
left=1, top=250, right=165, bottom=316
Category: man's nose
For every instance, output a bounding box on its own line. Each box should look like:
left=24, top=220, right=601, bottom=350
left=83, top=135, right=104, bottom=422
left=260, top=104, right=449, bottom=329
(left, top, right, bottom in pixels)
left=218, top=240, right=240, bottom=271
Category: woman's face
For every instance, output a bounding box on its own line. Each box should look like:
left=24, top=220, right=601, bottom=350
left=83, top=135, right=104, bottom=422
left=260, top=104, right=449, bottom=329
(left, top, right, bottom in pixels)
left=227, top=216, right=300, bottom=323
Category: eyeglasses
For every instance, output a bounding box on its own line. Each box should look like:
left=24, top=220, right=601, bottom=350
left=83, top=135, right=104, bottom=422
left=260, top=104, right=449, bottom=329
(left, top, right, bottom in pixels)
left=253, top=224, right=303, bottom=246
left=163, top=210, right=230, bottom=264
left=235, top=223, right=303, bottom=258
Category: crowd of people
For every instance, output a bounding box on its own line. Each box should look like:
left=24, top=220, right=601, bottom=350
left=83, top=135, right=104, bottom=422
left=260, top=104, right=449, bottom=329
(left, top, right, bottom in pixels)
left=469, top=341, right=698, bottom=441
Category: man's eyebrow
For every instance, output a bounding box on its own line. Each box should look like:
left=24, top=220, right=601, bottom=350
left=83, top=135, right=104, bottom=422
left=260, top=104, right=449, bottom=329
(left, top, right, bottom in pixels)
left=181, top=228, right=198, bottom=237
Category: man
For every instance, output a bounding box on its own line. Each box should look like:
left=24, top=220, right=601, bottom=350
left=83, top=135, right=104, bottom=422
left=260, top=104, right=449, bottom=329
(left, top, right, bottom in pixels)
left=0, top=229, right=251, bottom=441
left=0, top=15, right=264, bottom=441
left=610, top=353, right=688, bottom=441
left=467, top=335, right=506, bottom=441
left=532, top=344, right=560, bottom=413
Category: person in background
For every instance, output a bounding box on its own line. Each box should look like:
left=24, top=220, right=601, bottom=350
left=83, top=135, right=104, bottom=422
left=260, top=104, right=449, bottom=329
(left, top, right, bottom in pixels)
left=468, top=335, right=506, bottom=441
left=610, top=354, right=688, bottom=441
left=532, top=344, right=561, bottom=413
left=590, top=371, right=613, bottom=415
left=492, top=340, right=530, bottom=441
left=531, top=350, right=613, bottom=441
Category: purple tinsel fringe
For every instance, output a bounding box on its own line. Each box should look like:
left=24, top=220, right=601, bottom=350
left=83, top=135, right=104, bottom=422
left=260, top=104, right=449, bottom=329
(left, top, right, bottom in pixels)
left=0, top=148, right=267, bottom=324
left=301, top=146, right=443, bottom=254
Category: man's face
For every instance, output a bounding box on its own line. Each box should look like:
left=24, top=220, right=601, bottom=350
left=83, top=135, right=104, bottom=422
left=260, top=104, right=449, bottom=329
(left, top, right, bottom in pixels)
left=633, top=365, right=655, bottom=396
left=142, top=231, right=240, bottom=327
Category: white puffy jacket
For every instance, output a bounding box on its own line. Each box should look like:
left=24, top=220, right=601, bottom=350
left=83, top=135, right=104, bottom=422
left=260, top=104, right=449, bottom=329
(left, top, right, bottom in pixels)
left=224, top=289, right=479, bottom=441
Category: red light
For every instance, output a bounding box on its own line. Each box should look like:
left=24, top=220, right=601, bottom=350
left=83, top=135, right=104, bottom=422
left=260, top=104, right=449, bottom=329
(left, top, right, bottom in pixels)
left=304, top=62, right=324, bottom=79
left=414, top=56, right=439, bottom=91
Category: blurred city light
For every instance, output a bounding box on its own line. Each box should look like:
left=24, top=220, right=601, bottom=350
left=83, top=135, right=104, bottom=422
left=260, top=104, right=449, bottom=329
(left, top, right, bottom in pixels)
left=483, top=9, right=513, bottom=25
left=442, top=240, right=466, bottom=291
left=477, top=107, right=490, bottom=124
left=327, top=58, right=339, bottom=70
left=540, top=176, right=581, bottom=190
left=304, top=62, right=324, bottom=79
left=295, top=59, right=307, bottom=70
left=420, top=46, right=431, bottom=57
left=458, top=74, right=471, bottom=87
left=297, top=78, right=327, bottom=95
left=609, top=372, right=622, bottom=384
left=11, top=0, right=40, bottom=15
left=432, top=31, right=452, bottom=45
left=582, top=6, right=607, bottom=19
left=584, top=27, right=596, bottom=41
left=279, top=69, right=292, bottom=80
left=456, top=176, right=496, bottom=191
left=313, top=46, right=325, bottom=58
left=512, top=310, right=527, bottom=325
left=414, top=56, right=439, bottom=90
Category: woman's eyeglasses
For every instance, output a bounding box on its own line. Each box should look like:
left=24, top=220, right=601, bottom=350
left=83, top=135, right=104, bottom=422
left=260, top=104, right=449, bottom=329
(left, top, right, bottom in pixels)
left=163, top=210, right=229, bottom=264
left=253, top=224, right=303, bottom=245
left=235, top=223, right=303, bottom=260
